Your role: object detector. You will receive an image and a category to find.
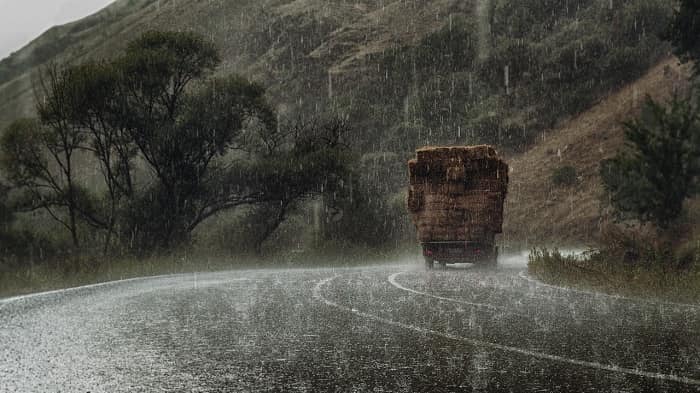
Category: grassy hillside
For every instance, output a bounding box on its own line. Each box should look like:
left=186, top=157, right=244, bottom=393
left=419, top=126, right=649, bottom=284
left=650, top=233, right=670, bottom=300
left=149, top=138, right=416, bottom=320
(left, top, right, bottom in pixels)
left=0, top=0, right=467, bottom=131
left=0, top=0, right=681, bottom=250
left=0, top=0, right=672, bottom=140
left=503, top=58, right=693, bottom=248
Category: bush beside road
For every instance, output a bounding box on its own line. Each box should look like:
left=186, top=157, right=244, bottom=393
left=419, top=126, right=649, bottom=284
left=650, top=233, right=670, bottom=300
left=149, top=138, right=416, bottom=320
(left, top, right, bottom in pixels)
left=528, top=246, right=700, bottom=305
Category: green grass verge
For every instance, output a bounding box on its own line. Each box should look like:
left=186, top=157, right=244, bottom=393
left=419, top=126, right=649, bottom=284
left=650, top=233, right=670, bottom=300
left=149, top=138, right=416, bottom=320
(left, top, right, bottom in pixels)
left=0, top=245, right=421, bottom=299
left=0, top=254, right=243, bottom=299
left=528, top=248, right=700, bottom=304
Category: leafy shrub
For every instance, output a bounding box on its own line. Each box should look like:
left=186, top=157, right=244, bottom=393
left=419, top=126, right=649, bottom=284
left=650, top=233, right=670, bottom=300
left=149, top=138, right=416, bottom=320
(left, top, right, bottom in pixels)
left=598, top=223, right=666, bottom=265
left=551, top=166, right=578, bottom=187
left=600, top=96, right=700, bottom=228
left=676, top=241, right=699, bottom=270
left=528, top=244, right=700, bottom=303
left=0, top=184, right=61, bottom=268
left=668, top=0, right=700, bottom=76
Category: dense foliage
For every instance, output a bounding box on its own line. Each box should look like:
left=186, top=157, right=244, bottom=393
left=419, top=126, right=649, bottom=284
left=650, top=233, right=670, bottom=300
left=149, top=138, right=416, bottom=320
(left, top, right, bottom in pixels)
left=600, top=96, right=700, bottom=228
left=335, top=0, right=672, bottom=153
left=551, top=166, right=578, bottom=187
left=528, top=245, right=700, bottom=302
left=0, top=31, right=351, bottom=257
left=668, top=0, right=700, bottom=76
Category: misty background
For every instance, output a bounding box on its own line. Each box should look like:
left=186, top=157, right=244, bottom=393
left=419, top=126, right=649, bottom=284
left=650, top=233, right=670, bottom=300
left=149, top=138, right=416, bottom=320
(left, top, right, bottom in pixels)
left=0, top=0, right=112, bottom=59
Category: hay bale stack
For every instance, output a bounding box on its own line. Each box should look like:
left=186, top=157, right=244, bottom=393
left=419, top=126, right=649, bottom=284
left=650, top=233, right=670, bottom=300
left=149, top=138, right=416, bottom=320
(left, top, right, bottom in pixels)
left=407, top=145, right=509, bottom=243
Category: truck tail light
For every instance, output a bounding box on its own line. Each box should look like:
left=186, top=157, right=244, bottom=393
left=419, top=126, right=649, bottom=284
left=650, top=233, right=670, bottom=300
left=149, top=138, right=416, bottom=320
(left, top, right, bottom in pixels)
left=424, top=249, right=433, bottom=256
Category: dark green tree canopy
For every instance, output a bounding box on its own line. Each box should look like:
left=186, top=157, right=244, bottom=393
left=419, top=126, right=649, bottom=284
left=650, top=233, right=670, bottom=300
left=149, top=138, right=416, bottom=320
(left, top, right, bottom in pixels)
left=119, top=30, right=220, bottom=114
left=668, top=0, right=700, bottom=76
left=0, top=119, right=47, bottom=185
left=1, top=30, right=351, bottom=255
left=601, top=96, right=700, bottom=228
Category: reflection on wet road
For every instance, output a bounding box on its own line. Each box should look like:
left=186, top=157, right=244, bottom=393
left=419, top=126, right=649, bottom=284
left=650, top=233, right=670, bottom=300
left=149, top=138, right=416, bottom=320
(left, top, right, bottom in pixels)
left=1, top=256, right=698, bottom=392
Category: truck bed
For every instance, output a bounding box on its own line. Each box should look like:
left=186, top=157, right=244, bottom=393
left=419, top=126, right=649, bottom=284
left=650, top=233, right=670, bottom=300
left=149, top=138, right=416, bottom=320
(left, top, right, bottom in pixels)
left=407, top=145, right=509, bottom=268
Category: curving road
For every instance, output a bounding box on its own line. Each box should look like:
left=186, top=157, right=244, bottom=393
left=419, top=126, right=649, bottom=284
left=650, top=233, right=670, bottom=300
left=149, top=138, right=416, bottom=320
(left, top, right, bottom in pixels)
left=1, top=253, right=699, bottom=392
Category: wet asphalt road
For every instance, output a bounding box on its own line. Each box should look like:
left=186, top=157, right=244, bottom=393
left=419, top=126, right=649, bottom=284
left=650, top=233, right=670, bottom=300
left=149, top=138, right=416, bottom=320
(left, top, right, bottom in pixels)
left=1, top=254, right=699, bottom=392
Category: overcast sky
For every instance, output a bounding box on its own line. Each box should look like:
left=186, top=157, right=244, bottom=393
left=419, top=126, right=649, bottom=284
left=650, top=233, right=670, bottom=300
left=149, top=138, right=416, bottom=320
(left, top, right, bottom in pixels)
left=0, top=0, right=114, bottom=60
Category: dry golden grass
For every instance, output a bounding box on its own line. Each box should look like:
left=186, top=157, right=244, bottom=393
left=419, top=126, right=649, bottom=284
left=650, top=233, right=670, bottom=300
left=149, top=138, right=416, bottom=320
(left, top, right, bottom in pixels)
left=528, top=248, right=700, bottom=305
left=0, top=0, right=471, bottom=131
left=502, top=58, right=693, bottom=248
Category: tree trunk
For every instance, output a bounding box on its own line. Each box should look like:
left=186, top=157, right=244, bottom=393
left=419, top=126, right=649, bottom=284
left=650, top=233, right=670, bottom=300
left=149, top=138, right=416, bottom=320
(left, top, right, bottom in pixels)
left=253, top=201, right=289, bottom=256
left=65, top=157, right=80, bottom=250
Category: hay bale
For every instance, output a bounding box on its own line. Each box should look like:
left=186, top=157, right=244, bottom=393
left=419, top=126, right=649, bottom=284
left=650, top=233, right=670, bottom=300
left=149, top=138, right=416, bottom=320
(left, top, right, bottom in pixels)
left=407, top=145, right=509, bottom=243
left=407, top=187, right=423, bottom=212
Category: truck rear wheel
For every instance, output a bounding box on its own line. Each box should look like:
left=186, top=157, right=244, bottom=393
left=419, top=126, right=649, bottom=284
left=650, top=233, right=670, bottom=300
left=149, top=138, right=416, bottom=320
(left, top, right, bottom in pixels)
left=484, top=247, right=498, bottom=268
left=424, top=257, right=434, bottom=270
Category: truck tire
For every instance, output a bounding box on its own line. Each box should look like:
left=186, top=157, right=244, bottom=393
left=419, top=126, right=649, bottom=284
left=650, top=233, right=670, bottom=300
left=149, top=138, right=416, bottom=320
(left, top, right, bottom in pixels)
left=485, top=246, right=498, bottom=268
left=424, top=257, right=434, bottom=270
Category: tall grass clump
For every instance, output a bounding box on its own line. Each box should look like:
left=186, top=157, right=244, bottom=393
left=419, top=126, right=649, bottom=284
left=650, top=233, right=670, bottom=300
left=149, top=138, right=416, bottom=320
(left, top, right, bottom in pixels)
left=528, top=225, right=700, bottom=303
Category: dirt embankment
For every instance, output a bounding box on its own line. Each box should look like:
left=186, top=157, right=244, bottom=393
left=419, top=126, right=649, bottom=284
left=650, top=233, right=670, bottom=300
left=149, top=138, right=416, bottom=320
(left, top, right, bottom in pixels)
left=502, top=57, right=691, bottom=248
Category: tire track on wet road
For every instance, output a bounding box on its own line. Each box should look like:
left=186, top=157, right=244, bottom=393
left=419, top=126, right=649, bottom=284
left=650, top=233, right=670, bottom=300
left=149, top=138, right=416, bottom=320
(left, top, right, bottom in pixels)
left=388, top=272, right=531, bottom=318
left=314, top=275, right=700, bottom=386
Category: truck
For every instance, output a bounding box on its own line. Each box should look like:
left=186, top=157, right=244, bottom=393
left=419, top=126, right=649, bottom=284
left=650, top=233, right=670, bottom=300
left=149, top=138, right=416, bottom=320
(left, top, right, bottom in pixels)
left=407, top=145, right=509, bottom=269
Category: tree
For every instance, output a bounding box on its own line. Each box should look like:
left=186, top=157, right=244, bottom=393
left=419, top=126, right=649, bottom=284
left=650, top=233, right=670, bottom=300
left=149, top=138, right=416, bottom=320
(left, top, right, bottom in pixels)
left=201, top=118, right=353, bottom=255
left=600, top=96, right=700, bottom=228
left=312, top=148, right=410, bottom=249
left=2, top=62, right=131, bottom=254
left=0, top=118, right=85, bottom=249
left=1, top=31, right=267, bottom=253
left=0, top=181, right=13, bottom=234
left=119, top=73, right=277, bottom=250
left=44, top=61, right=133, bottom=254
left=1, top=30, right=352, bottom=256
left=667, top=0, right=700, bottom=76
left=0, top=181, right=19, bottom=262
